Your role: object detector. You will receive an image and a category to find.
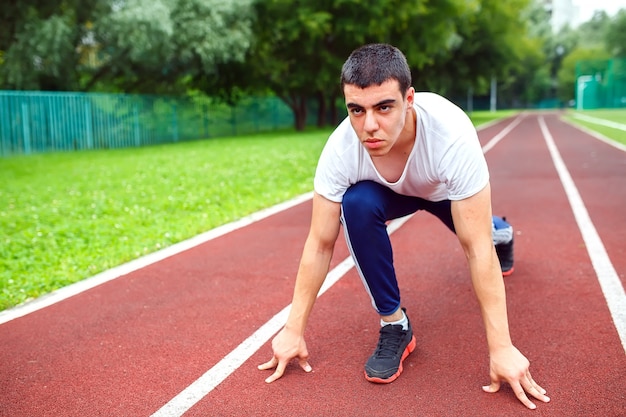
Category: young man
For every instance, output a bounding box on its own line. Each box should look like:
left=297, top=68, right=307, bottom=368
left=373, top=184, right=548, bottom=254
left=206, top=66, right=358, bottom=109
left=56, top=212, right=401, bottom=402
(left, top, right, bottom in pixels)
left=258, top=43, right=549, bottom=410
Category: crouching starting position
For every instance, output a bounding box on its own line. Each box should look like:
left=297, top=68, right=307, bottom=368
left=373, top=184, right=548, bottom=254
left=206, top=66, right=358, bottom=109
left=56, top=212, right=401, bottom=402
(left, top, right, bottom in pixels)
left=259, top=43, right=549, bottom=410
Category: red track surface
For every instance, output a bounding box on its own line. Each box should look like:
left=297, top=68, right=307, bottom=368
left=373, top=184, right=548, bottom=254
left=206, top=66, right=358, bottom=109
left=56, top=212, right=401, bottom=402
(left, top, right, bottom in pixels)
left=1, top=113, right=625, bottom=417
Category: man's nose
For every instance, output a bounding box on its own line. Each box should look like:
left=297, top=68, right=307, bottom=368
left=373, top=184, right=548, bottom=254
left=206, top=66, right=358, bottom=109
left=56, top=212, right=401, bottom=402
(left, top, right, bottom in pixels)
left=363, top=111, right=379, bottom=133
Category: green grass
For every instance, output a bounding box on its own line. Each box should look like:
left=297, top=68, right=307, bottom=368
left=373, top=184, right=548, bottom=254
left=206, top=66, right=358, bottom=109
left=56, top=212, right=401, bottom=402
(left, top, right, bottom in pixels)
left=564, top=108, right=626, bottom=146
left=0, top=129, right=331, bottom=310
left=468, top=110, right=519, bottom=127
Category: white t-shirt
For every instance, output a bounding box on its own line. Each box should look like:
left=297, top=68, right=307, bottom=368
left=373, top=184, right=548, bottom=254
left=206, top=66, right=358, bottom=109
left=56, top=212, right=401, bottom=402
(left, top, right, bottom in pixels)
left=314, top=92, right=489, bottom=203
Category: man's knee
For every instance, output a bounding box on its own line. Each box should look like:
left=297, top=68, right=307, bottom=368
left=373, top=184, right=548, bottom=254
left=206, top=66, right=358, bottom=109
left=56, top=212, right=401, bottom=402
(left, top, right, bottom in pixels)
left=342, top=181, right=385, bottom=218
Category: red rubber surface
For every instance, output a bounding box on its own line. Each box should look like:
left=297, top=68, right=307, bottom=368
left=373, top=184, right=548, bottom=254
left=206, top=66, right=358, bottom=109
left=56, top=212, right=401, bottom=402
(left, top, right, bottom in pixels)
left=1, top=113, right=625, bottom=416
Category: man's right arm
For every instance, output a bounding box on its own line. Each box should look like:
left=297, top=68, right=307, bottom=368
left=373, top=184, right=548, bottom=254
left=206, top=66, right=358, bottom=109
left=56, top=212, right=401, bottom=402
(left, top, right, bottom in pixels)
left=258, top=192, right=342, bottom=382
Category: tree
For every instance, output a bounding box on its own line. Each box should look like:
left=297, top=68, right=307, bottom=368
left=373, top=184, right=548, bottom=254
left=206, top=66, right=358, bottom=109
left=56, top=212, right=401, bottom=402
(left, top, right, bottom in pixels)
left=0, top=0, right=103, bottom=90
left=239, top=0, right=473, bottom=130
left=399, top=0, right=540, bottom=109
left=605, top=9, right=626, bottom=57
left=87, top=0, right=255, bottom=93
left=0, top=0, right=255, bottom=93
left=577, top=11, right=611, bottom=49
left=556, top=48, right=610, bottom=103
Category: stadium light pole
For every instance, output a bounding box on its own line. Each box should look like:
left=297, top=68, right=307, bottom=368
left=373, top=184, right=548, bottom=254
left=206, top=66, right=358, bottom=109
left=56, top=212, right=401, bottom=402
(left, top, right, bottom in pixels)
left=576, top=75, right=592, bottom=111
left=490, top=76, right=497, bottom=112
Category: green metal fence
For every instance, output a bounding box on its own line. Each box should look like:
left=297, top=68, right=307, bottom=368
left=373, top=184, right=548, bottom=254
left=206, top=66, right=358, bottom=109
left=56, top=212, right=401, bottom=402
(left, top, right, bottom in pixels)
left=0, top=91, right=295, bottom=156
left=575, top=58, right=626, bottom=110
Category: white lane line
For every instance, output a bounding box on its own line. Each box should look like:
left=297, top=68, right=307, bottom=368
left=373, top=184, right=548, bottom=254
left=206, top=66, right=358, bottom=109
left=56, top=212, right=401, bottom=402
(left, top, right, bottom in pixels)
left=149, top=214, right=413, bottom=417
left=571, top=113, right=626, bottom=132
left=563, top=116, right=626, bottom=153
left=482, top=114, right=524, bottom=153
left=539, top=116, right=626, bottom=354
left=0, top=192, right=314, bottom=325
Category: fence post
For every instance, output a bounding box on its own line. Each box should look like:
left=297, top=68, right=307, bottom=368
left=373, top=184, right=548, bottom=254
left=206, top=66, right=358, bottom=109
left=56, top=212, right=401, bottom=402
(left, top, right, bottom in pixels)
left=172, top=103, right=179, bottom=142
left=204, top=103, right=210, bottom=138
left=0, top=95, right=7, bottom=156
left=21, top=103, right=32, bottom=154
left=84, top=100, right=94, bottom=149
left=134, top=104, right=141, bottom=147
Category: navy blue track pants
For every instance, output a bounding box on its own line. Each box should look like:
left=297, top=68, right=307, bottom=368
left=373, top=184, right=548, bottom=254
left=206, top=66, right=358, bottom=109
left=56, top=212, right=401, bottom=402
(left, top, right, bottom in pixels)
left=340, top=180, right=499, bottom=316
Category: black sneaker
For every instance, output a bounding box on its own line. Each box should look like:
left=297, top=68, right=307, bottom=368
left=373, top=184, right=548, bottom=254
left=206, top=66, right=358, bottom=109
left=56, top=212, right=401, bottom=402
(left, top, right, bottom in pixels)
left=364, top=309, right=416, bottom=383
left=493, top=216, right=514, bottom=277
left=495, top=236, right=514, bottom=276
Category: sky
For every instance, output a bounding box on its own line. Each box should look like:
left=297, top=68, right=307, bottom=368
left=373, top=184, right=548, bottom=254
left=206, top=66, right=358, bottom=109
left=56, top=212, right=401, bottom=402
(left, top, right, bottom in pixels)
left=573, top=0, right=626, bottom=24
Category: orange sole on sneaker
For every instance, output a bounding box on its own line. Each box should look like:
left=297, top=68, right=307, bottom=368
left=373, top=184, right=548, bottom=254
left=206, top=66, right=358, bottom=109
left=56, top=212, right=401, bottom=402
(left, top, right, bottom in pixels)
left=502, top=267, right=514, bottom=277
left=364, top=335, right=417, bottom=384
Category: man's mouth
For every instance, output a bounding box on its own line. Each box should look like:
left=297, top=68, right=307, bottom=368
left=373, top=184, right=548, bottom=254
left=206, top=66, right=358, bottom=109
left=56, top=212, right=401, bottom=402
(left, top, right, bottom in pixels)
left=364, top=138, right=384, bottom=150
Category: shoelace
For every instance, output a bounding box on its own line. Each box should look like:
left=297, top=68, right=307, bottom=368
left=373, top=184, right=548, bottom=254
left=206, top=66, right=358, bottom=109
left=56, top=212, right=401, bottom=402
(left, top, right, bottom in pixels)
left=373, top=324, right=406, bottom=359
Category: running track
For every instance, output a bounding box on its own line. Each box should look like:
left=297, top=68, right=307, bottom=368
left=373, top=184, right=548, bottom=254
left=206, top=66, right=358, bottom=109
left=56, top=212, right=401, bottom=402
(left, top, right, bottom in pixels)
left=1, top=112, right=625, bottom=417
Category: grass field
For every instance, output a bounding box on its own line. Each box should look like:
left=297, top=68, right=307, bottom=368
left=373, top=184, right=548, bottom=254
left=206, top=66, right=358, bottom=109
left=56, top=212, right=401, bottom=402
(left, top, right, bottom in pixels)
left=564, top=108, right=626, bottom=146
left=468, top=110, right=519, bottom=127
left=0, top=129, right=330, bottom=310
left=1, top=108, right=624, bottom=311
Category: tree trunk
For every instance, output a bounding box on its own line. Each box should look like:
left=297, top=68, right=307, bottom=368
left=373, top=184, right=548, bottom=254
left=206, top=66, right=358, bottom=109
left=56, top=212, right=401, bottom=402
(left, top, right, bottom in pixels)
left=280, top=94, right=308, bottom=131
left=329, top=91, right=339, bottom=126
left=316, top=91, right=327, bottom=127
left=293, top=95, right=307, bottom=131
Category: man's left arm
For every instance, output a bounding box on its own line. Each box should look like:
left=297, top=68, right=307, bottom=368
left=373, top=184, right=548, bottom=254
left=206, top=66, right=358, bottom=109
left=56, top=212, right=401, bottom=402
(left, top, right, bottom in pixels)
left=451, top=183, right=550, bottom=410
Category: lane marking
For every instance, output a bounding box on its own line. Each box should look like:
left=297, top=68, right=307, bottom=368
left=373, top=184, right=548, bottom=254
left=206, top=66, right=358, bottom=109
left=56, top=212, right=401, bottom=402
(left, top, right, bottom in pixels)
left=150, top=118, right=518, bottom=416
left=571, top=113, right=626, bottom=132
left=481, top=114, right=524, bottom=153
left=0, top=192, right=314, bottom=325
left=539, top=116, right=626, bottom=354
left=149, top=215, right=413, bottom=417
left=563, top=116, right=626, bottom=153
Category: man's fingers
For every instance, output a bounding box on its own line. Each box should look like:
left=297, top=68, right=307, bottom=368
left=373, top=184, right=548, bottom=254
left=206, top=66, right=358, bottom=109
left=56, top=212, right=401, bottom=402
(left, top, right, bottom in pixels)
left=482, top=370, right=501, bottom=394
left=257, top=357, right=278, bottom=371
left=511, top=380, right=537, bottom=410
left=264, top=360, right=287, bottom=383
left=299, top=358, right=312, bottom=373
left=523, top=373, right=550, bottom=403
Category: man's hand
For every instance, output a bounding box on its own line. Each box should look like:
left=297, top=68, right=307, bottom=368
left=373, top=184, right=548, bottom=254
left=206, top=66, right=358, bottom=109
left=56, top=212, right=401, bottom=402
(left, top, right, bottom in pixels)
left=482, top=345, right=550, bottom=409
left=258, top=327, right=312, bottom=383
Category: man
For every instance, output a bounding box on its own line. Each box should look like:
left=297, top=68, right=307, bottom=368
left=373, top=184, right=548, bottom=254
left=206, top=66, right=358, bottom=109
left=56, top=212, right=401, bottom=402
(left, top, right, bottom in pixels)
left=258, top=43, right=549, bottom=410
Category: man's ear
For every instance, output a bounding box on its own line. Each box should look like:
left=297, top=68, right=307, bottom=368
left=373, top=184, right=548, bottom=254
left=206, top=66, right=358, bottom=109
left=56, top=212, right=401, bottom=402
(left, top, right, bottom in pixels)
left=405, top=87, right=415, bottom=107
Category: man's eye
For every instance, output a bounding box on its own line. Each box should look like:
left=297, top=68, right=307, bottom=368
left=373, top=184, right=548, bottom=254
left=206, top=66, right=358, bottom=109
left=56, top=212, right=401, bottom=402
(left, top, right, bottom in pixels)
left=351, top=108, right=363, bottom=115
left=379, top=105, right=390, bottom=112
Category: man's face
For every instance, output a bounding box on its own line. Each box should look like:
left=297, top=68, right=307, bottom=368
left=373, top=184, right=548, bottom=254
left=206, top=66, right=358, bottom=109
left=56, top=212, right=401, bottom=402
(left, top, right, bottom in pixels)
left=344, top=79, right=414, bottom=157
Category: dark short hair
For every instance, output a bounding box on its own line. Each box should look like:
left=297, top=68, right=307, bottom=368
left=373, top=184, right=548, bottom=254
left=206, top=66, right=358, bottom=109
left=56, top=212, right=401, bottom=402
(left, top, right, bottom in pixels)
left=340, top=43, right=412, bottom=94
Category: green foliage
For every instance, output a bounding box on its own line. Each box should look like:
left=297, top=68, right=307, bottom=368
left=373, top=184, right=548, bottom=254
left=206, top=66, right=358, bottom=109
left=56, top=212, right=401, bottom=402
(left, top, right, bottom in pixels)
left=556, top=48, right=611, bottom=102
left=171, top=0, right=253, bottom=70
left=88, top=0, right=255, bottom=93
left=97, top=0, right=175, bottom=67
left=0, top=0, right=254, bottom=93
left=605, top=10, right=626, bottom=57
left=4, top=0, right=624, bottom=111
left=424, top=0, right=533, bottom=95
left=1, top=10, right=79, bottom=90
left=234, top=0, right=536, bottom=129
left=577, top=11, right=612, bottom=49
